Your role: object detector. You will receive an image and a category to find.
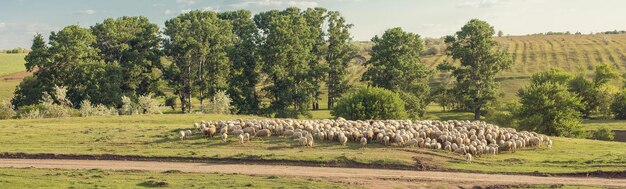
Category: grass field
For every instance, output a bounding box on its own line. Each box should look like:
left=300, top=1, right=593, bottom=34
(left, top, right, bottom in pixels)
left=0, top=114, right=624, bottom=174
left=0, top=53, right=26, bottom=77
left=0, top=167, right=353, bottom=189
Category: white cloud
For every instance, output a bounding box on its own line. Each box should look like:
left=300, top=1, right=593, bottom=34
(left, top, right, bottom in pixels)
left=228, top=0, right=318, bottom=9
left=164, top=9, right=173, bottom=15
left=455, top=0, right=542, bottom=9
left=180, top=9, right=192, bottom=14
left=176, top=0, right=195, bottom=5
left=77, top=9, right=96, bottom=15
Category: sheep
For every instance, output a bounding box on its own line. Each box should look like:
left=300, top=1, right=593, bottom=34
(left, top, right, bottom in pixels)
left=465, top=153, right=472, bottom=163
left=179, top=130, right=187, bottom=141
left=360, top=137, right=367, bottom=147
left=184, top=118, right=553, bottom=158
left=298, top=137, right=308, bottom=146
left=238, top=134, right=245, bottom=144
left=383, top=136, right=390, bottom=146
left=339, top=134, right=348, bottom=146
left=221, top=133, right=228, bottom=142
left=255, top=129, right=272, bottom=137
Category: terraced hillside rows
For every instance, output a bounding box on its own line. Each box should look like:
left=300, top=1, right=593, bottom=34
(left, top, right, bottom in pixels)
left=420, top=34, right=626, bottom=78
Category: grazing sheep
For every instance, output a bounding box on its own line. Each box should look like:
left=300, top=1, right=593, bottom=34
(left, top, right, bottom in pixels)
left=298, top=137, right=308, bottom=146
left=238, top=134, right=245, bottom=144
left=179, top=130, right=187, bottom=141
left=221, top=133, right=228, bottom=142
left=360, top=137, right=367, bottom=147
left=183, top=118, right=553, bottom=158
left=255, top=129, right=272, bottom=137
left=465, top=153, right=472, bottom=163
left=383, top=136, right=390, bottom=146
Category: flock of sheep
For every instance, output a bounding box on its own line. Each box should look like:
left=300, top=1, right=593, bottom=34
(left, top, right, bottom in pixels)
left=180, top=118, right=553, bottom=161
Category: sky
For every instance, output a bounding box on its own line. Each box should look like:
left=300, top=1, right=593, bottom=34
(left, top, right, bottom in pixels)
left=1, top=0, right=626, bottom=49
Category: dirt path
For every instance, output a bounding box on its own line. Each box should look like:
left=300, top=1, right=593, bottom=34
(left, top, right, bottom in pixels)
left=0, top=159, right=624, bottom=188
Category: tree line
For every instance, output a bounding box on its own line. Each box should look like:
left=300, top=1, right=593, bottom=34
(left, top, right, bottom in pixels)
left=14, top=8, right=354, bottom=118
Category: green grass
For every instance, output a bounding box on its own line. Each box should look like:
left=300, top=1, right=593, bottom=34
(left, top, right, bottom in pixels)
left=0, top=79, right=20, bottom=101
left=0, top=167, right=354, bottom=189
left=582, top=119, right=626, bottom=131
left=0, top=114, right=624, bottom=174
left=0, top=53, right=26, bottom=77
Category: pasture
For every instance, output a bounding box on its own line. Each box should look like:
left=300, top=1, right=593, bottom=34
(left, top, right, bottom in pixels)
left=0, top=167, right=353, bottom=189
left=0, top=114, right=624, bottom=174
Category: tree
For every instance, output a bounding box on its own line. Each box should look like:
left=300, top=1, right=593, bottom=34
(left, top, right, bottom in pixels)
left=24, top=33, right=48, bottom=72
left=497, top=30, right=504, bottom=37
left=302, top=8, right=328, bottom=110
left=440, top=19, right=513, bottom=120
left=516, top=79, right=584, bottom=137
left=91, top=16, right=163, bottom=97
left=164, top=10, right=234, bottom=113
left=14, top=25, right=114, bottom=108
left=255, top=8, right=315, bottom=118
left=219, top=10, right=261, bottom=114
left=326, top=11, right=353, bottom=109
left=363, top=27, right=432, bottom=117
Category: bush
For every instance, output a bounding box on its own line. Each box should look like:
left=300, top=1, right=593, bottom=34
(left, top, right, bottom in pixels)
left=137, top=94, right=161, bottom=114
left=590, top=127, right=615, bottom=141
left=331, top=87, right=407, bottom=120
left=119, top=96, right=138, bottom=115
left=39, top=92, right=73, bottom=118
left=205, top=90, right=232, bottom=114
left=79, top=99, right=117, bottom=117
left=17, top=104, right=44, bottom=119
left=516, top=81, right=584, bottom=137
left=0, top=101, right=16, bottom=119
left=611, top=89, right=626, bottom=119
left=164, top=96, right=177, bottom=111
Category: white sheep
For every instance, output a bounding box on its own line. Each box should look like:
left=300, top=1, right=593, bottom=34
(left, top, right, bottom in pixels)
left=238, top=134, right=245, bottom=144
left=465, top=153, right=472, bottom=163
left=221, top=133, right=228, bottom=142
left=360, top=137, right=367, bottom=147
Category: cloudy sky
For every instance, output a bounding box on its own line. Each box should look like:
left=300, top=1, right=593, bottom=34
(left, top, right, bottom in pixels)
left=1, top=0, right=625, bottom=49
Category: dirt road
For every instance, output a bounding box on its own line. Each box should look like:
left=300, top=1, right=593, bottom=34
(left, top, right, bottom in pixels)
left=0, top=158, right=624, bottom=188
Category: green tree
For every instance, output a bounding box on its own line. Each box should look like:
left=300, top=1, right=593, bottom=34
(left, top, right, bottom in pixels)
left=440, top=19, right=513, bottom=120
left=302, top=8, right=328, bottom=110
left=255, top=8, right=315, bottom=118
left=91, top=16, right=163, bottom=97
left=326, top=11, right=353, bottom=109
left=497, top=30, right=504, bottom=37
left=164, top=10, right=234, bottom=113
left=363, top=27, right=432, bottom=117
left=516, top=74, right=584, bottom=137
left=219, top=10, right=261, bottom=114
left=24, top=33, right=49, bottom=72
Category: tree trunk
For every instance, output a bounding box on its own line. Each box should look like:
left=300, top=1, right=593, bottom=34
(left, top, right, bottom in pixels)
left=474, top=107, right=481, bottom=120
left=328, top=97, right=333, bottom=109
left=179, top=95, right=186, bottom=113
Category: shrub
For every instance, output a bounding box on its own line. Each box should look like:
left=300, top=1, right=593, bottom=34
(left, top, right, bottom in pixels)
left=516, top=81, right=584, bottom=137
left=119, top=96, right=138, bottom=115
left=0, top=101, right=16, bottom=119
left=137, top=94, right=161, bottom=114
left=17, top=104, right=44, bottom=119
left=79, top=99, right=117, bottom=117
left=39, top=92, right=72, bottom=118
left=164, top=96, right=177, bottom=111
left=205, top=90, right=232, bottom=114
left=331, top=87, right=407, bottom=120
left=611, top=89, right=626, bottom=119
left=590, top=127, right=615, bottom=141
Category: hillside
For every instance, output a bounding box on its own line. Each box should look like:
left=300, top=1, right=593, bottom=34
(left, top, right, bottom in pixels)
left=354, top=33, right=626, bottom=100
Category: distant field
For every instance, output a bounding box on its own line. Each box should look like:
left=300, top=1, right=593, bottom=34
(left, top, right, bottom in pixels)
left=0, top=53, right=26, bottom=77
left=0, top=114, right=624, bottom=174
